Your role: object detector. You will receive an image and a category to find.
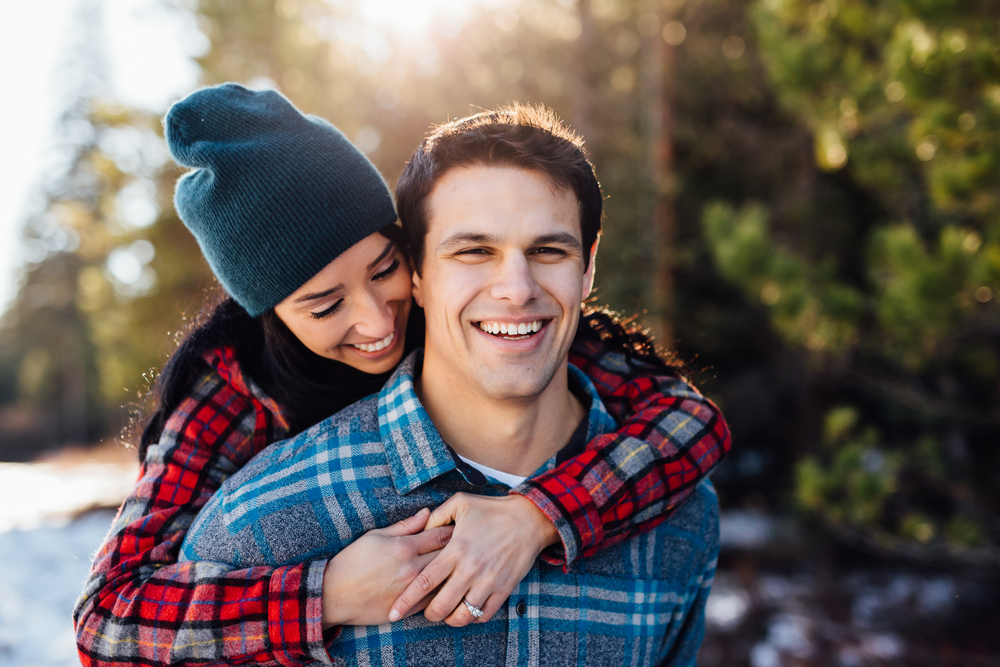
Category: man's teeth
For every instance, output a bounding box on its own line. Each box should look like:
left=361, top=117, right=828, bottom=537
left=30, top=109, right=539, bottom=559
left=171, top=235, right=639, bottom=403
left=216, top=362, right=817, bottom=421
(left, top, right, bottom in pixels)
left=353, top=332, right=394, bottom=353
left=477, top=321, right=543, bottom=336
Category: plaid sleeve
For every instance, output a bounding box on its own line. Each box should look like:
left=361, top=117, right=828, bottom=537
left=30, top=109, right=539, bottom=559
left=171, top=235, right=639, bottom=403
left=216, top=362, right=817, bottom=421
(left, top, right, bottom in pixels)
left=514, top=337, right=731, bottom=567
left=73, top=348, right=333, bottom=667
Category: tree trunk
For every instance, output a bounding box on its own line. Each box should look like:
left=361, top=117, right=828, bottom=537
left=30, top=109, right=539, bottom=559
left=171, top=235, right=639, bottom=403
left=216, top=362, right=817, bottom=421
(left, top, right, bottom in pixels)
left=640, top=2, right=675, bottom=346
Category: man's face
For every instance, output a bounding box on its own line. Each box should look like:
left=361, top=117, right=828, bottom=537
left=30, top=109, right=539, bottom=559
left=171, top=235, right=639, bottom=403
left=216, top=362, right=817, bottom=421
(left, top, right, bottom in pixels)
left=412, top=165, right=596, bottom=402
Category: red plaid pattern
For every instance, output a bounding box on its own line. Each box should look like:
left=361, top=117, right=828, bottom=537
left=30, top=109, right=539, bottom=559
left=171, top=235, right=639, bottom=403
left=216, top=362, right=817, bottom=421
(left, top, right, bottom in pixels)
left=519, top=337, right=731, bottom=566
left=74, top=340, right=729, bottom=666
left=74, top=348, right=330, bottom=666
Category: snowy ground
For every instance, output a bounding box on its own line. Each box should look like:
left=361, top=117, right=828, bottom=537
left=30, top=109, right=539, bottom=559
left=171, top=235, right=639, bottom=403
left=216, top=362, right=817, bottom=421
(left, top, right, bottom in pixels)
left=0, top=510, right=119, bottom=666
left=0, top=450, right=995, bottom=667
left=0, top=445, right=137, bottom=666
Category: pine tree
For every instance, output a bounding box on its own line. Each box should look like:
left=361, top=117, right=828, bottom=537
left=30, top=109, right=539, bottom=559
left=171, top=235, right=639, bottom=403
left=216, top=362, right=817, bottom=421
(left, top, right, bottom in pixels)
left=703, top=0, right=1000, bottom=559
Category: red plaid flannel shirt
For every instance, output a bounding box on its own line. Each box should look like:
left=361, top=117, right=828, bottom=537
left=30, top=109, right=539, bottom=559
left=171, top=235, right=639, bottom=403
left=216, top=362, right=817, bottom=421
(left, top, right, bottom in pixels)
left=74, top=341, right=729, bottom=666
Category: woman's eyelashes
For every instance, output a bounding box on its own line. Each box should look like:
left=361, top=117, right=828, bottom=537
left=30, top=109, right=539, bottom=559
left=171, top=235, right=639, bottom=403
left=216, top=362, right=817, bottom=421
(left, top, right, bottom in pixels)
left=373, top=257, right=401, bottom=282
left=308, top=258, right=400, bottom=320
left=310, top=299, right=344, bottom=320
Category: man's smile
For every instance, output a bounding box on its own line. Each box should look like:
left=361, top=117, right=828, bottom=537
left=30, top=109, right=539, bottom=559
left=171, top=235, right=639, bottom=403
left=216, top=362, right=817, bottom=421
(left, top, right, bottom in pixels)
left=475, top=319, right=547, bottom=339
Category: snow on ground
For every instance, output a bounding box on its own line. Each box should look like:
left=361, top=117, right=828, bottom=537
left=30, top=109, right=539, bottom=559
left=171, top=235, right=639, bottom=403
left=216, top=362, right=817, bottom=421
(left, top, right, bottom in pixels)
left=0, top=445, right=137, bottom=666
left=0, top=510, right=119, bottom=666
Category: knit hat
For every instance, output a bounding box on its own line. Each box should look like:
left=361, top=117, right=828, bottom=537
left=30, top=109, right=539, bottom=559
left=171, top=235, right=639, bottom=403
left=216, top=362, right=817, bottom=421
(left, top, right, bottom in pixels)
left=165, top=83, right=397, bottom=316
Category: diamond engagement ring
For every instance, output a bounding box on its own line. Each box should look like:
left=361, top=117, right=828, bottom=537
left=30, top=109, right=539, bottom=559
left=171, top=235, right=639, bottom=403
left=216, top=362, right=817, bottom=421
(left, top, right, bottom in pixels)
left=462, top=598, right=484, bottom=618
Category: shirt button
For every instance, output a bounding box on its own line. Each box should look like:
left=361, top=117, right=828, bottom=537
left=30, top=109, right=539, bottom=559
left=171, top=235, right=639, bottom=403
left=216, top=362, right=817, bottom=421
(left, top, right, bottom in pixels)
left=516, top=600, right=527, bottom=616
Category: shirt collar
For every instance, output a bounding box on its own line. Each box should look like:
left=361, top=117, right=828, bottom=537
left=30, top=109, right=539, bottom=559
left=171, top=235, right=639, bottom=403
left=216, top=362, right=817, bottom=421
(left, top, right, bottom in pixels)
left=377, top=349, right=617, bottom=495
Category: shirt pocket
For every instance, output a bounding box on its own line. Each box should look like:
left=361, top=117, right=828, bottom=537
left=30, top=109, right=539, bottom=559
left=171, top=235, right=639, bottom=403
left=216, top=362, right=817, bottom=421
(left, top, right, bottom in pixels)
left=538, top=570, right=686, bottom=667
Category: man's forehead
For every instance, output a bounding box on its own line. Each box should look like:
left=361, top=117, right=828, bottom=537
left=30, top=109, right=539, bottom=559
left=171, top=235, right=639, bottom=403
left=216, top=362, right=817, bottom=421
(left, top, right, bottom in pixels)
left=423, top=165, right=583, bottom=241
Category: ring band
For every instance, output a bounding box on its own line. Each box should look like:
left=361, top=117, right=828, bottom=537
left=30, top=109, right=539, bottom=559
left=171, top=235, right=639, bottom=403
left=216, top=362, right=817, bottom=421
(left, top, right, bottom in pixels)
left=462, top=598, right=484, bottom=618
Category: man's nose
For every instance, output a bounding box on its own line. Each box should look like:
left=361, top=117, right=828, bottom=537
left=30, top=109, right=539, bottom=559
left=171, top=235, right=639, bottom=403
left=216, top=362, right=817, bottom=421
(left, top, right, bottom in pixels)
left=489, top=254, right=538, bottom=305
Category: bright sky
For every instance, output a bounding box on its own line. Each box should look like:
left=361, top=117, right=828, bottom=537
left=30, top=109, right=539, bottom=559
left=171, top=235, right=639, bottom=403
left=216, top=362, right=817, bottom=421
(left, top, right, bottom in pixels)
left=0, top=0, right=199, bottom=314
left=358, top=0, right=475, bottom=35
left=0, top=0, right=485, bottom=315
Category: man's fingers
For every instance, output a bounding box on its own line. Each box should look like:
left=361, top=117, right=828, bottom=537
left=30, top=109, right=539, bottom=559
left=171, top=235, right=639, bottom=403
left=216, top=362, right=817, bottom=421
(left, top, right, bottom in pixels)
left=388, top=553, right=453, bottom=622
left=381, top=507, right=430, bottom=537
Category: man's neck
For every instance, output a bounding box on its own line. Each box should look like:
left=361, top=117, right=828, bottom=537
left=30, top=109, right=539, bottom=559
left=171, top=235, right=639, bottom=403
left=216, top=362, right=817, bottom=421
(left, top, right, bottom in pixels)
left=414, top=352, right=586, bottom=477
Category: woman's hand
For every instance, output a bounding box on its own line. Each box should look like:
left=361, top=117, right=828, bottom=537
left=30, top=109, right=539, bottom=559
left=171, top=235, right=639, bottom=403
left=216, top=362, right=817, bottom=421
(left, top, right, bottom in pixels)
left=322, top=507, right=453, bottom=628
left=387, top=493, right=561, bottom=627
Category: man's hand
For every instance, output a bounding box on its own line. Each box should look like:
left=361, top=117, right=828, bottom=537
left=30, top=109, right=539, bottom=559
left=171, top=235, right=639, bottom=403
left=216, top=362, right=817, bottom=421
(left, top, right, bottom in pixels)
left=322, top=507, right=453, bottom=628
left=387, top=493, right=561, bottom=627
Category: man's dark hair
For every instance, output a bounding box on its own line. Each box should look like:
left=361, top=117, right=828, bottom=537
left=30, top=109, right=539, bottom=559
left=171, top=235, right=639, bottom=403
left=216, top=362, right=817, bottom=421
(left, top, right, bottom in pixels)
left=395, top=103, right=603, bottom=274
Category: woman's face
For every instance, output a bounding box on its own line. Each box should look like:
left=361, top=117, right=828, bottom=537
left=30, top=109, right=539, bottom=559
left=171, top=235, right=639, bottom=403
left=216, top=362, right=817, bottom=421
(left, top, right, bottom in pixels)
left=274, top=232, right=413, bottom=375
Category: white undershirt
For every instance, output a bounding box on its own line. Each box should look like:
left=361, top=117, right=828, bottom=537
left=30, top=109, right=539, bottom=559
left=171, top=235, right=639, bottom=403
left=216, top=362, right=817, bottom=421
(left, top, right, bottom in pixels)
left=456, top=454, right=528, bottom=488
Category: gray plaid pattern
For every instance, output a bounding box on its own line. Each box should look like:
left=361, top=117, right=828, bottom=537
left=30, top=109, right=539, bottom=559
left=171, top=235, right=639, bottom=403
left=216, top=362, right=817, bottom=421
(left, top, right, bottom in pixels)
left=182, top=351, right=718, bottom=666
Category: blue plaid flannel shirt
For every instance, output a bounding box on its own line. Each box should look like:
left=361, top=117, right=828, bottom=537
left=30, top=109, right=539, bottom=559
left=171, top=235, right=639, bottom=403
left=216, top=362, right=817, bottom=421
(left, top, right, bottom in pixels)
left=181, top=351, right=719, bottom=667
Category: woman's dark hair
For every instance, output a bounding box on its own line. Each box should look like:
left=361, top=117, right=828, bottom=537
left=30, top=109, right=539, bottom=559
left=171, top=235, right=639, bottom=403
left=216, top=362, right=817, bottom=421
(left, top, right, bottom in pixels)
left=575, top=305, right=683, bottom=376
left=136, top=225, right=422, bottom=459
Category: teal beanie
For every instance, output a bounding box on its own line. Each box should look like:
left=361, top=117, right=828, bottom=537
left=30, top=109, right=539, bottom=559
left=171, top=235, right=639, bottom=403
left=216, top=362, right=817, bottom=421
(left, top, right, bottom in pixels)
left=165, top=83, right=397, bottom=316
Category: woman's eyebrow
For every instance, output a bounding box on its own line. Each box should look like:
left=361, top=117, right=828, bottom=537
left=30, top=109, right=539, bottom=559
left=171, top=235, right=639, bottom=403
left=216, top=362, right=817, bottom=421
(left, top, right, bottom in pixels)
left=294, top=285, right=343, bottom=304
left=367, top=240, right=396, bottom=270
left=294, top=241, right=396, bottom=304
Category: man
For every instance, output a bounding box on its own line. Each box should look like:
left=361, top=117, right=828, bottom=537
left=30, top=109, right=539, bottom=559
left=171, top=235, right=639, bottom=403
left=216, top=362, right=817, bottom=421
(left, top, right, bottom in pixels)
left=181, top=104, right=719, bottom=666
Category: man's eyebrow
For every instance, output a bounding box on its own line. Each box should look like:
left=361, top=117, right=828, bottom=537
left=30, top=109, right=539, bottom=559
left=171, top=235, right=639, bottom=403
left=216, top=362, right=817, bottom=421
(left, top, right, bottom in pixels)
left=437, top=232, right=503, bottom=251
left=437, top=232, right=583, bottom=252
left=533, top=232, right=583, bottom=251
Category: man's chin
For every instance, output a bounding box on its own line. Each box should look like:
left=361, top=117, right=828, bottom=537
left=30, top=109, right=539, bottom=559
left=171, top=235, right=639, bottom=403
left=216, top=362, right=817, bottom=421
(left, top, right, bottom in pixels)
left=470, top=368, right=560, bottom=403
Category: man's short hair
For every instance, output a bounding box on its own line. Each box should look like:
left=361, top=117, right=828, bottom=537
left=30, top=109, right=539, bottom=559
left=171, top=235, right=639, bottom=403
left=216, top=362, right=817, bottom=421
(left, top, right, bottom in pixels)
left=395, top=103, right=603, bottom=274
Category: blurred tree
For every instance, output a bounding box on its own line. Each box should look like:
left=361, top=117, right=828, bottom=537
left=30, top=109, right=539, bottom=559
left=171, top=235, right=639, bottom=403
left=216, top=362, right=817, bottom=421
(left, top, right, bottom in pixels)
left=0, top=0, right=111, bottom=459
left=702, top=0, right=1000, bottom=559
left=4, top=0, right=995, bottom=565
left=0, top=0, right=211, bottom=460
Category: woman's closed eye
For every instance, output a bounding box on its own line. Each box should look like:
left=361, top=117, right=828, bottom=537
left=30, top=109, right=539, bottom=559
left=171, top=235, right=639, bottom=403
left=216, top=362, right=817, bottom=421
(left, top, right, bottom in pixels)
left=310, top=299, right=344, bottom=320
left=373, top=257, right=401, bottom=282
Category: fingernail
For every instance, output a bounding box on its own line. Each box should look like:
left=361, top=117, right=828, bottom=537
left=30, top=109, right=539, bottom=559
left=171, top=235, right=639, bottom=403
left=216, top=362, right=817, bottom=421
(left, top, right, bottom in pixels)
left=388, top=609, right=401, bottom=622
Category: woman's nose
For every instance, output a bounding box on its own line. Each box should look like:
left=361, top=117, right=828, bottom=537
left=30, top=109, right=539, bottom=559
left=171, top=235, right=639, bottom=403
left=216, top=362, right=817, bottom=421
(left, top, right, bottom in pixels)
left=354, top=289, right=395, bottom=338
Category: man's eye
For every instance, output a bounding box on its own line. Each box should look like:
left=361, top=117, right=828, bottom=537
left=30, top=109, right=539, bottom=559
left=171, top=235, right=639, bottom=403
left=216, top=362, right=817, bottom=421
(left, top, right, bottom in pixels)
left=310, top=299, right=344, bottom=319
left=373, top=258, right=401, bottom=282
left=456, top=248, right=490, bottom=256
left=533, top=247, right=567, bottom=257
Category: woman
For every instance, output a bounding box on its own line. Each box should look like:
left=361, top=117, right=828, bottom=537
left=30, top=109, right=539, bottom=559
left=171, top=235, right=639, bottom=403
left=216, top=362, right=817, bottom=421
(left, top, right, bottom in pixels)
left=74, top=84, right=730, bottom=665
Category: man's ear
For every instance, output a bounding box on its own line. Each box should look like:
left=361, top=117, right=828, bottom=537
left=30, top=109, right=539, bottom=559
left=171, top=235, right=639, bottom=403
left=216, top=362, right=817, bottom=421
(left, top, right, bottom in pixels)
left=412, top=270, right=425, bottom=308
left=581, top=236, right=600, bottom=300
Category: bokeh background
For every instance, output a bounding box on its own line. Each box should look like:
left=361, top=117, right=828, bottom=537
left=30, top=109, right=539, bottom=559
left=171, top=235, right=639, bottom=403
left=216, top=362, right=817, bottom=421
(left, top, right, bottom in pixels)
left=0, top=0, right=998, bottom=664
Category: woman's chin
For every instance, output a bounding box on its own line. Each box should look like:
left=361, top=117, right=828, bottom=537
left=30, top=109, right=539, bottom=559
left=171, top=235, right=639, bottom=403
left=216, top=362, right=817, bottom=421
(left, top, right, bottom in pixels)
left=338, top=338, right=406, bottom=375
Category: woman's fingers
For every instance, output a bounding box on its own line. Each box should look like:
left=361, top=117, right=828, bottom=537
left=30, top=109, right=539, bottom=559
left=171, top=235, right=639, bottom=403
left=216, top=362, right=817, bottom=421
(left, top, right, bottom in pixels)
left=411, top=525, right=454, bottom=555
left=388, top=548, right=455, bottom=621
left=424, top=494, right=462, bottom=529
left=446, top=591, right=504, bottom=627
left=380, top=507, right=430, bottom=537
left=420, top=562, right=472, bottom=623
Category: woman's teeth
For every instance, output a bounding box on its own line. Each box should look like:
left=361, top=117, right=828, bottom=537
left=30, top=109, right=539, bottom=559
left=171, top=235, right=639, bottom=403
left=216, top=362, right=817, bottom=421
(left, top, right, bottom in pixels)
left=477, top=320, right=543, bottom=337
left=353, top=332, right=394, bottom=353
